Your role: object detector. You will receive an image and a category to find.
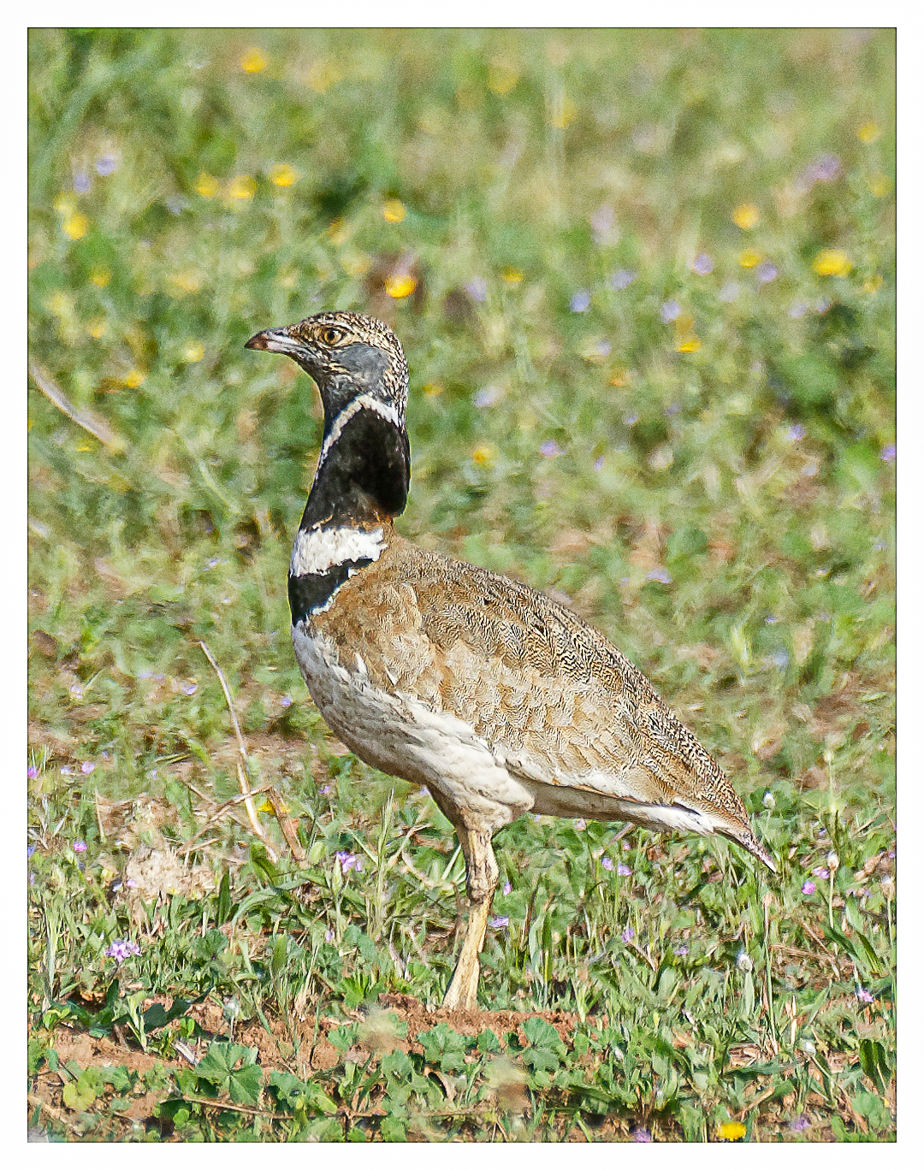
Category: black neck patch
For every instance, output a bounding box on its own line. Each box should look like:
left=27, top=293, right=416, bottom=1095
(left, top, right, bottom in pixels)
left=288, top=556, right=374, bottom=626
left=300, top=406, right=410, bottom=530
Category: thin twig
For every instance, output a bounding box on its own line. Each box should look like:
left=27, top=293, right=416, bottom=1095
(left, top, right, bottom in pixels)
left=29, top=358, right=126, bottom=452
left=198, top=640, right=271, bottom=855
left=265, top=786, right=306, bottom=862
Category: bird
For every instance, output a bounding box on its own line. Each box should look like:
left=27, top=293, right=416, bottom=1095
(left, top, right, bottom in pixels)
left=245, top=310, right=775, bottom=1012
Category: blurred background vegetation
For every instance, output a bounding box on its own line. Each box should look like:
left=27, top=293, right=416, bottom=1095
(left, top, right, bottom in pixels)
left=28, top=28, right=895, bottom=1141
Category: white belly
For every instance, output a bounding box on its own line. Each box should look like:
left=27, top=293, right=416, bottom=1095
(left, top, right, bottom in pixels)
left=292, top=622, right=534, bottom=832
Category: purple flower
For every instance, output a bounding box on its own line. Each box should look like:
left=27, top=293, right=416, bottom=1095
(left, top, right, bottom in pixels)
left=570, top=290, right=591, bottom=313
left=279, top=695, right=292, bottom=709
left=631, top=1126, right=652, bottom=1142
left=789, top=1115, right=810, bottom=1132
left=691, top=252, right=714, bottom=275
left=540, top=439, right=563, bottom=458
left=325, top=928, right=335, bottom=943
left=856, top=987, right=874, bottom=1004
left=756, top=261, right=779, bottom=284
left=601, top=856, right=614, bottom=871
left=674, top=944, right=689, bottom=956
left=646, top=568, right=672, bottom=585
left=489, top=915, right=509, bottom=929
left=27, top=844, right=36, bottom=860
left=789, top=300, right=808, bottom=319
left=106, top=939, right=141, bottom=963
left=659, top=299, right=681, bottom=323
left=183, top=682, right=198, bottom=696
left=502, top=880, right=512, bottom=895
left=80, top=761, right=95, bottom=775
left=319, top=784, right=332, bottom=795
left=73, top=841, right=87, bottom=854
left=73, top=171, right=91, bottom=193
left=764, top=614, right=777, bottom=625
left=622, top=926, right=635, bottom=943
left=593, top=455, right=605, bottom=471
left=624, top=412, right=639, bottom=427
left=786, top=422, right=806, bottom=441
left=464, top=277, right=487, bottom=303
left=802, top=880, right=816, bottom=895
left=812, top=866, right=829, bottom=879
left=806, top=153, right=842, bottom=184
left=617, top=862, right=632, bottom=877
left=334, top=850, right=362, bottom=874
left=607, top=268, right=636, bottom=291
left=574, top=818, right=586, bottom=831
left=96, top=153, right=118, bottom=176
left=27, top=765, right=38, bottom=781
left=880, top=444, right=896, bottom=463
left=474, top=385, right=500, bottom=408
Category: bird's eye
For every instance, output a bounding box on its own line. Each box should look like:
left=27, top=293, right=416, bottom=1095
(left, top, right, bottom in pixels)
left=320, top=326, right=344, bottom=346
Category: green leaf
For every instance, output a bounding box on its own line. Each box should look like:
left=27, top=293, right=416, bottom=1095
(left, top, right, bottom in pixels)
left=418, top=1022, right=469, bottom=1072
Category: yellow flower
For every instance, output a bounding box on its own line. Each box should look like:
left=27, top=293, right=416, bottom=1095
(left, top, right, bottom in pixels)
left=241, top=47, right=267, bottom=73
left=812, top=249, right=852, bottom=277
left=385, top=273, right=417, bottom=299
left=182, top=340, right=205, bottom=363
left=738, top=248, right=762, bottom=268
left=46, top=292, right=74, bottom=322
left=269, top=163, right=297, bottom=187
left=732, top=202, right=760, bottom=230
left=306, top=59, right=342, bottom=93
left=423, top=382, right=443, bottom=397
left=609, top=370, right=629, bottom=387
left=857, top=119, right=880, bottom=144
left=472, top=444, right=494, bottom=466
left=501, top=266, right=523, bottom=284
left=89, top=267, right=111, bottom=287
left=53, top=193, right=76, bottom=216
left=487, top=59, right=520, bottom=95
left=675, top=334, right=701, bottom=353
left=327, top=217, right=348, bottom=245
left=382, top=198, right=406, bottom=224
left=123, top=368, right=145, bottom=389
left=868, top=172, right=891, bottom=198
left=63, top=212, right=89, bottom=240
left=716, top=1121, right=746, bottom=1141
left=341, top=252, right=371, bottom=277
left=195, top=172, right=219, bottom=198
left=169, top=269, right=202, bottom=295
left=549, top=94, right=577, bottom=129
left=227, top=174, right=256, bottom=201
left=863, top=274, right=883, bottom=294
left=88, top=318, right=107, bottom=339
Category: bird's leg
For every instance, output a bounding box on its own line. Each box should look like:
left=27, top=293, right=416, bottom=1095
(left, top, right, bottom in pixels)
left=441, top=825, right=498, bottom=1012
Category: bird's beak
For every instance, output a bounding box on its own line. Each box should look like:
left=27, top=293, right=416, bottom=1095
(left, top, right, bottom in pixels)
left=244, top=325, right=302, bottom=356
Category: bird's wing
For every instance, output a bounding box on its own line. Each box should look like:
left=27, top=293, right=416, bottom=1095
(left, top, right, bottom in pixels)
left=316, top=534, right=755, bottom=839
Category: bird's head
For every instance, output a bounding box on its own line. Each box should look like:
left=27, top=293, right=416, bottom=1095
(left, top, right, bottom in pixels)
left=246, top=310, right=411, bottom=521
left=245, top=310, right=409, bottom=436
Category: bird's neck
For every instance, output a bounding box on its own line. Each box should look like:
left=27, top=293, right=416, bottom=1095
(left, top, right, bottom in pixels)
left=287, top=396, right=409, bottom=625
left=300, top=396, right=410, bottom=532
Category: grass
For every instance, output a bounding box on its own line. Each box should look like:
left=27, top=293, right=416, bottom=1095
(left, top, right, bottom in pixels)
left=27, top=27, right=895, bottom=1141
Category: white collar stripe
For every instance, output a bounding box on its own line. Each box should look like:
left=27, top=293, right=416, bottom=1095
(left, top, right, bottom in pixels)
left=290, top=526, right=386, bottom=577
